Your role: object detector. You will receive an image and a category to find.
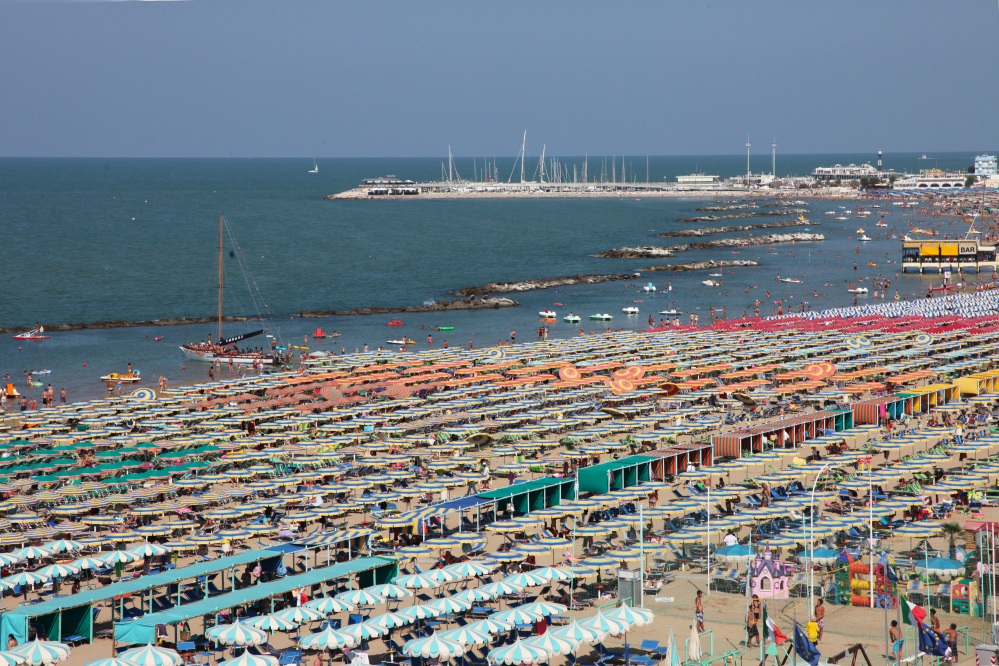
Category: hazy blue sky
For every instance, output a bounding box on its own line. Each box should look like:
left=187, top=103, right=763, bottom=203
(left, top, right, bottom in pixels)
left=2, top=1, right=996, bottom=158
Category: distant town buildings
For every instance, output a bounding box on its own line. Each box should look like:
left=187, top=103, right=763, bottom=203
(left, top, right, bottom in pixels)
left=975, top=155, right=997, bottom=177
left=892, top=168, right=967, bottom=190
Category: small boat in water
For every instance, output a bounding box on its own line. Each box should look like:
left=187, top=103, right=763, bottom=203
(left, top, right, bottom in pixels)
left=539, top=310, right=557, bottom=318
left=386, top=320, right=405, bottom=326
left=859, top=235, right=872, bottom=241
left=702, top=280, right=720, bottom=287
left=778, top=277, right=802, bottom=284
left=848, top=287, right=868, bottom=294
left=659, top=309, right=678, bottom=315
left=100, top=371, right=141, bottom=383
left=622, top=307, right=640, bottom=314
left=387, top=339, right=417, bottom=346
left=309, top=159, right=318, bottom=174
left=12, top=328, right=50, bottom=340
left=589, top=313, right=613, bottom=321
left=563, top=315, right=581, bottom=323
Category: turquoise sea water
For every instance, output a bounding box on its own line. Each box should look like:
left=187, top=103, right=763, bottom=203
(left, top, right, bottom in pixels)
left=0, top=153, right=984, bottom=401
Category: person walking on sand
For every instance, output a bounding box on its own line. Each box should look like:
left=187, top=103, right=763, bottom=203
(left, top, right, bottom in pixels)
left=60, top=388, right=66, bottom=405
left=814, top=598, right=824, bottom=644
left=107, top=380, right=114, bottom=398
left=890, top=620, right=902, bottom=662
left=116, top=379, right=122, bottom=397
left=695, top=590, right=705, bottom=633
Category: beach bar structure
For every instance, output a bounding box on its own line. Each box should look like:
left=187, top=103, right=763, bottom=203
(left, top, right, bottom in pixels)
left=476, top=476, right=576, bottom=514
left=957, top=370, right=999, bottom=396
left=648, top=442, right=714, bottom=477
left=896, top=383, right=959, bottom=412
left=711, top=410, right=852, bottom=458
left=577, top=455, right=658, bottom=495
left=114, top=557, right=397, bottom=645
left=851, top=395, right=915, bottom=425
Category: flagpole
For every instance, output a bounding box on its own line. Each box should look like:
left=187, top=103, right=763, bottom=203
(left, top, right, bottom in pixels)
left=792, top=609, right=797, bottom=666
left=883, top=558, right=890, bottom=666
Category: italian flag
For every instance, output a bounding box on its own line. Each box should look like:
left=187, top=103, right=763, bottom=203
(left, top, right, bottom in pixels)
left=763, top=604, right=788, bottom=645
left=901, top=595, right=927, bottom=627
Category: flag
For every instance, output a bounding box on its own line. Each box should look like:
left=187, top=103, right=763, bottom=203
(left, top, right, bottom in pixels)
left=917, top=620, right=950, bottom=657
left=762, top=604, right=788, bottom=645
left=879, top=552, right=898, bottom=584
left=794, top=623, right=820, bottom=666
left=900, top=595, right=927, bottom=627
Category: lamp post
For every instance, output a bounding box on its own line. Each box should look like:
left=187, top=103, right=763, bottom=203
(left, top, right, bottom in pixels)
left=809, top=461, right=835, bottom=613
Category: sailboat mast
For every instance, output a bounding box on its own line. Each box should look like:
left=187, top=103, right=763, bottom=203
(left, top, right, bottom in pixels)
left=218, top=214, right=223, bottom=342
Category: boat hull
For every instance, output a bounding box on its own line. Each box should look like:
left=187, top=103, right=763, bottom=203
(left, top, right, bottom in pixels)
left=180, top=346, right=275, bottom=364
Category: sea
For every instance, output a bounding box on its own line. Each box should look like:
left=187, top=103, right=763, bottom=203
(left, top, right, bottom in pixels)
left=0, top=152, right=986, bottom=402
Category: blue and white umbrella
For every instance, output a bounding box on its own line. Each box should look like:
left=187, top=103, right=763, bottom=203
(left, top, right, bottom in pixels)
left=579, top=609, right=629, bottom=637
left=438, top=627, right=491, bottom=647
left=12, top=547, right=51, bottom=561
left=71, top=557, right=107, bottom=571
left=503, top=572, right=546, bottom=588
left=424, top=597, right=472, bottom=615
left=516, top=601, right=567, bottom=618
left=127, top=543, right=171, bottom=558
left=392, top=573, right=438, bottom=589
left=363, top=612, right=412, bottom=629
left=486, top=638, right=549, bottom=665
left=367, top=583, right=413, bottom=600
left=464, top=618, right=513, bottom=635
left=335, top=589, right=386, bottom=606
left=8, top=641, right=71, bottom=666
left=80, top=659, right=136, bottom=666
left=604, top=604, right=654, bottom=628
left=243, top=614, right=298, bottom=632
left=304, top=596, right=356, bottom=615
left=550, top=621, right=606, bottom=645
left=101, top=550, right=140, bottom=565
left=272, top=606, right=324, bottom=625
left=402, top=634, right=465, bottom=659
left=2, top=571, right=50, bottom=588
left=298, top=626, right=357, bottom=651
left=0, top=654, right=26, bottom=666
left=489, top=608, right=543, bottom=625
left=338, top=623, right=387, bottom=642
left=216, top=653, right=277, bottom=666
left=425, top=568, right=459, bottom=584
left=479, top=581, right=524, bottom=597
left=117, top=644, right=182, bottom=666
left=452, top=587, right=497, bottom=604
left=206, top=620, right=268, bottom=646
left=399, top=604, right=443, bottom=621
left=443, top=561, right=493, bottom=578
left=522, top=632, right=578, bottom=656
left=35, top=564, right=80, bottom=579
left=44, top=540, right=83, bottom=554
left=530, top=566, right=572, bottom=582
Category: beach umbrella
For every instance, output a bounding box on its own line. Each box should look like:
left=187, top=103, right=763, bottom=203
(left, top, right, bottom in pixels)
left=303, top=596, right=356, bottom=615
left=364, top=612, right=413, bottom=630
left=243, top=614, right=298, bottom=632
left=217, top=654, right=277, bottom=666
left=522, top=632, right=579, bottom=657
left=453, top=587, right=497, bottom=603
left=444, top=561, right=493, bottom=578
left=914, top=557, right=965, bottom=578
left=579, top=609, right=629, bottom=637
left=529, top=566, right=573, bottom=582
left=392, top=573, right=438, bottom=589
left=490, top=608, right=543, bottom=625
left=517, top=601, right=567, bottom=617
left=604, top=605, right=654, bottom=628
left=73, top=557, right=109, bottom=570
left=298, top=626, right=357, bottom=651
left=335, top=589, right=385, bottom=606
left=486, top=638, right=549, bottom=665
left=399, top=604, right=443, bottom=621
left=425, top=597, right=473, bottom=615
left=127, top=543, right=171, bottom=558
left=80, top=659, right=135, bottom=666
left=366, top=583, right=413, bottom=600
left=206, top=620, right=268, bottom=646
left=551, top=621, right=605, bottom=646
left=338, top=623, right=386, bottom=642
left=12, top=547, right=51, bottom=560
left=479, top=580, right=525, bottom=597
left=272, top=606, right=325, bottom=625
left=101, top=550, right=140, bottom=565
left=116, top=645, right=182, bottom=666
left=0, top=654, right=26, bottom=666
left=503, top=572, right=546, bottom=588
left=439, top=627, right=491, bottom=647
left=425, top=568, right=460, bottom=584
left=464, top=618, right=514, bottom=635
left=44, top=540, right=82, bottom=554
left=8, top=641, right=71, bottom=666
left=796, top=548, right=841, bottom=565
left=2, top=571, right=49, bottom=587
left=402, top=634, right=465, bottom=660
left=35, top=563, right=80, bottom=579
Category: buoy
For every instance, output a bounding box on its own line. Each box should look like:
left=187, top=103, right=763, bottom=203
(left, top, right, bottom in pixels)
left=83, top=363, right=86, bottom=366
left=182, top=366, right=186, bottom=370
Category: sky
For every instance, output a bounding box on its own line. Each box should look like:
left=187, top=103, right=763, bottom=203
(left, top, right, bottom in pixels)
left=1, top=0, right=997, bottom=158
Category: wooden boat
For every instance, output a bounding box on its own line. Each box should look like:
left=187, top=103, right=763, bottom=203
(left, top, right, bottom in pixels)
left=100, top=372, right=141, bottom=383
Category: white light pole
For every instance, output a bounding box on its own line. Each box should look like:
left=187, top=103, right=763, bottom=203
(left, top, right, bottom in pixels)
left=809, top=461, right=835, bottom=613
left=868, top=460, right=875, bottom=609
left=745, top=138, right=752, bottom=185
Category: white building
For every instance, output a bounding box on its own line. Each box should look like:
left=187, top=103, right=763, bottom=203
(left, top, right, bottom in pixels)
left=676, top=174, right=724, bottom=190
left=892, top=170, right=966, bottom=190
left=811, top=163, right=881, bottom=182
left=975, top=155, right=997, bottom=177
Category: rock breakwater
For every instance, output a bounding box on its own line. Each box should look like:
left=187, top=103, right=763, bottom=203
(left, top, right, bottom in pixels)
left=639, top=260, right=760, bottom=272
left=658, top=219, right=819, bottom=237
left=594, top=233, right=825, bottom=258
left=299, top=295, right=519, bottom=318
left=674, top=208, right=809, bottom=224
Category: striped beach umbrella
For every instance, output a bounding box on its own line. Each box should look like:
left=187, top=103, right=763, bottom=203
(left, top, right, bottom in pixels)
left=452, top=587, right=497, bottom=603
left=550, top=620, right=606, bottom=645
left=579, top=609, right=628, bottom=637
left=35, top=563, right=80, bottom=579
left=12, top=547, right=51, bottom=560
left=464, top=618, right=513, bottom=636
left=489, top=608, right=543, bottom=625
left=399, top=605, right=443, bottom=621
left=2, top=571, right=50, bottom=587
left=479, top=580, right=524, bottom=597
left=127, top=543, right=171, bottom=558
left=72, top=557, right=107, bottom=570
left=205, top=620, right=268, bottom=646
left=425, top=597, right=472, bottom=615
left=116, top=645, right=182, bottom=666
left=531, top=567, right=572, bottom=582
left=522, top=632, right=578, bottom=657
left=604, top=604, right=654, bottom=628
left=338, top=623, right=386, bottom=641
left=438, top=627, right=491, bottom=647
left=272, top=606, right=324, bottom=625
left=297, top=626, right=357, bottom=651
left=216, top=653, right=277, bottom=666
left=0, top=654, right=26, bottom=666
left=363, top=612, right=412, bottom=630
left=367, top=583, right=413, bottom=600
left=425, top=568, right=459, bottom=584
left=8, top=641, right=71, bottom=666
left=304, top=596, right=356, bottom=615
left=517, top=601, right=567, bottom=618
left=243, top=614, right=298, bottom=633
left=402, top=634, right=465, bottom=660
left=392, top=573, right=438, bottom=589
left=44, top=540, right=82, bottom=554
left=101, top=550, right=141, bottom=565
left=335, top=589, right=385, bottom=606
left=80, top=659, right=137, bottom=666
left=486, top=638, right=549, bottom=665
left=503, top=572, right=546, bottom=588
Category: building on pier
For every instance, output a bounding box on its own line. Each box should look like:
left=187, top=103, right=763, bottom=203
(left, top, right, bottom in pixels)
left=901, top=239, right=997, bottom=273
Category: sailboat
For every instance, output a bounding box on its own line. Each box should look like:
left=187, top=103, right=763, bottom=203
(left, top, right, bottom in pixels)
left=309, top=159, right=318, bottom=173
left=180, top=216, right=279, bottom=365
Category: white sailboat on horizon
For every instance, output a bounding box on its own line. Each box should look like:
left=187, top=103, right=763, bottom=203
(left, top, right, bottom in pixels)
left=309, top=158, right=318, bottom=173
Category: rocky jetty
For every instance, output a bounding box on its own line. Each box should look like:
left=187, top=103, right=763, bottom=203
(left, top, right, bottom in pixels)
left=640, top=260, right=760, bottom=272
left=594, top=233, right=824, bottom=258
left=0, top=315, right=256, bottom=335
left=674, top=208, right=809, bottom=223
left=658, top=218, right=819, bottom=237
left=299, top=295, right=519, bottom=318
left=456, top=274, right=635, bottom=297
left=694, top=204, right=758, bottom=212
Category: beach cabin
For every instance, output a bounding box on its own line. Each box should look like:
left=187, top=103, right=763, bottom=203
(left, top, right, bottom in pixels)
left=957, top=369, right=999, bottom=396
left=896, top=383, right=959, bottom=413
left=577, top=455, right=657, bottom=495
left=851, top=395, right=914, bottom=425
left=749, top=547, right=790, bottom=600
left=711, top=410, right=851, bottom=458
left=648, top=442, right=714, bottom=478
